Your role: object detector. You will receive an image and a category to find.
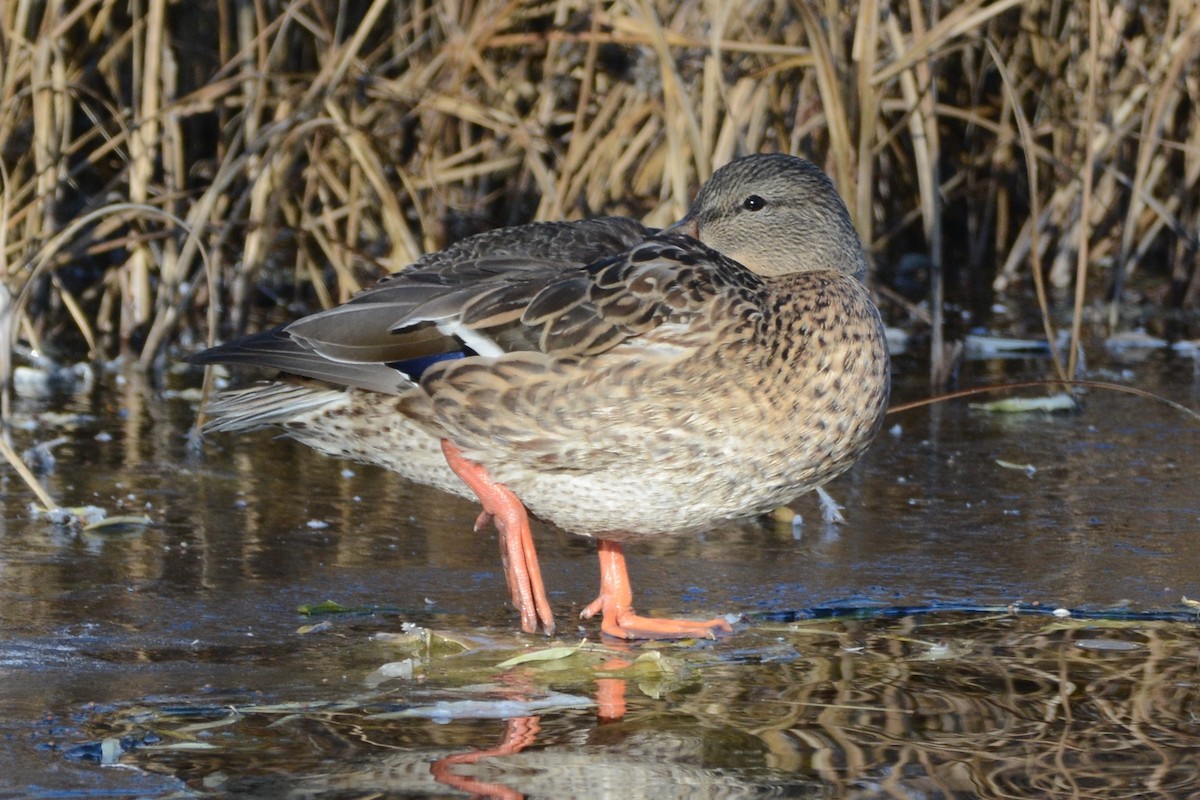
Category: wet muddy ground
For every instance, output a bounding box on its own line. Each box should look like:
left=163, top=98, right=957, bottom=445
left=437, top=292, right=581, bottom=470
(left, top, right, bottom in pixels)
left=1, top=345, right=1198, bottom=798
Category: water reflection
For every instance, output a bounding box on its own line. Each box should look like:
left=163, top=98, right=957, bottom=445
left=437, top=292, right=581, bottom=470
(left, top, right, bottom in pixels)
left=72, top=613, right=1200, bottom=798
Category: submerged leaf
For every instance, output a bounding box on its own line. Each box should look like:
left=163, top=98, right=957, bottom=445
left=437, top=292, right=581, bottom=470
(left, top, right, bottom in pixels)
left=496, top=639, right=586, bottom=669
left=174, top=712, right=244, bottom=735
left=365, top=659, right=416, bottom=687
left=373, top=625, right=473, bottom=657
left=82, top=514, right=153, bottom=532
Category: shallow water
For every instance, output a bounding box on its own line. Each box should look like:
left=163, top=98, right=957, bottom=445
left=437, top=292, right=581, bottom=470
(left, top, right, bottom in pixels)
left=1, top=348, right=1198, bottom=798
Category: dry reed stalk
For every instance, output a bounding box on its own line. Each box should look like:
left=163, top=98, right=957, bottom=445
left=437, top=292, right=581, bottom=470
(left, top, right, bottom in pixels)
left=1112, top=10, right=1200, bottom=323
left=851, top=0, right=880, bottom=247
left=988, top=39, right=1066, bottom=382
left=1067, top=0, right=1099, bottom=382
left=884, top=4, right=947, bottom=386
left=797, top=2, right=853, bottom=209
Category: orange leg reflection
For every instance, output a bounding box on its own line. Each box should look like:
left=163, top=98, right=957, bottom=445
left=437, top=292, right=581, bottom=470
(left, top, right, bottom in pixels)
left=429, top=715, right=541, bottom=799
left=596, top=656, right=633, bottom=722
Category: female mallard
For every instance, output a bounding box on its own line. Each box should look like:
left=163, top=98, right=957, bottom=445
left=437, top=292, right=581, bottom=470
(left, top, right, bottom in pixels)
left=190, top=154, right=890, bottom=640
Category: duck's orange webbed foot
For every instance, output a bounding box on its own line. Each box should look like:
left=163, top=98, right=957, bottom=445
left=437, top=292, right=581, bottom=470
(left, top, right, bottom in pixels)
left=580, top=540, right=733, bottom=640
left=442, top=440, right=555, bottom=636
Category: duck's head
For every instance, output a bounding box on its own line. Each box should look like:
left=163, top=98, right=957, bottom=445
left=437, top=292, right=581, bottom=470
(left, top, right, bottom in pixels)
left=670, top=154, right=868, bottom=281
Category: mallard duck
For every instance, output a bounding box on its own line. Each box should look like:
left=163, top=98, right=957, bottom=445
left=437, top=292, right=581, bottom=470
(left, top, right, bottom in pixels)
left=189, top=153, right=890, bottom=640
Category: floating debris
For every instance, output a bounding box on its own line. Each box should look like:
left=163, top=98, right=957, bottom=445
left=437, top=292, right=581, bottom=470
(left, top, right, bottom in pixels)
left=964, top=333, right=1051, bottom=358
left=1106, top=330, right=1168, bottom=351
left=770, top=506, right=798, bottom=525
left=994, top=459, right=1037, bottom=477
left=970, top=393, right=1077, bottom=413
left=1171, top=340, right=1199, bottom=357
left=22, top=436, right=67, bottom=473
left=364, top=659, right=416, bottom=687
left=368, top=691, right=593, bottom=722
left=38, top=505, right=107, bottom=527
left=885, top=327, right=910, bottom=355
left=1075, top=638, right=1142, bottom=651
left=12, top=362, right=95, bottom=398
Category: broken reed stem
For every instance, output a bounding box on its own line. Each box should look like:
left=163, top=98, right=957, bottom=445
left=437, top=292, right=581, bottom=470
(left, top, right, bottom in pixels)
left=0, top=432, right=58, bottom=512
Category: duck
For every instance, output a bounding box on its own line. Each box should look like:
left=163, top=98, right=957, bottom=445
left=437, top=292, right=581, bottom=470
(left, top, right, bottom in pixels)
left=188, top=153, right=890, bottom=640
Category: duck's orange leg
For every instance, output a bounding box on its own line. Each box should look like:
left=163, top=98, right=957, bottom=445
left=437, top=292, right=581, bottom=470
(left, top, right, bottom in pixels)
left=580, top=540, right=732, bottom=640
left=442, top=440, right=555, bottom=636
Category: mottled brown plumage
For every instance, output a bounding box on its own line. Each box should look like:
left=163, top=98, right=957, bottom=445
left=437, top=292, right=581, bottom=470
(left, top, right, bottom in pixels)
left=190, top=154, right=890, bottom=639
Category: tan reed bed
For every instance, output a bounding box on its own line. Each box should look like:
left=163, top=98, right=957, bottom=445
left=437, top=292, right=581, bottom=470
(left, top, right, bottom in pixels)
left=1, top=1, right=1197, bottom=505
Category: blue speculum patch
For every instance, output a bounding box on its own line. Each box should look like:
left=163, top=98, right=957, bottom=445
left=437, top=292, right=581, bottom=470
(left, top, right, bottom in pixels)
left=390, top=350, right=467, bottom=380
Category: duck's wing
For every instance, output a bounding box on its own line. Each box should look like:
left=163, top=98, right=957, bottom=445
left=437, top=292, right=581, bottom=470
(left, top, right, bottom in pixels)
left=188, top=217, right=653, bottom=391
left=190, top=218, right=768, bottom=392
left=406, top=233, right=772, bottom=469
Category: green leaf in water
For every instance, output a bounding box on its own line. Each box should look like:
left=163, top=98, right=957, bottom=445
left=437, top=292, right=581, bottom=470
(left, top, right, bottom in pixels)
left=496, top=639, right=586, bottom=669
left=297, top=599, right=349, bottom=615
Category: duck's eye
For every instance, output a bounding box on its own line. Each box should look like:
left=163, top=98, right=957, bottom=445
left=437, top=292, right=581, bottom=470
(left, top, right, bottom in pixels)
left=742, top=195, right=766, bottom=211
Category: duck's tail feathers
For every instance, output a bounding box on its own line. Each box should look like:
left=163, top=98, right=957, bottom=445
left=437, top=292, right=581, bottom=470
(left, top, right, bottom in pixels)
left=187, top=325, right=412, bottom=395
left=199, top=383, right=347, bottom=433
